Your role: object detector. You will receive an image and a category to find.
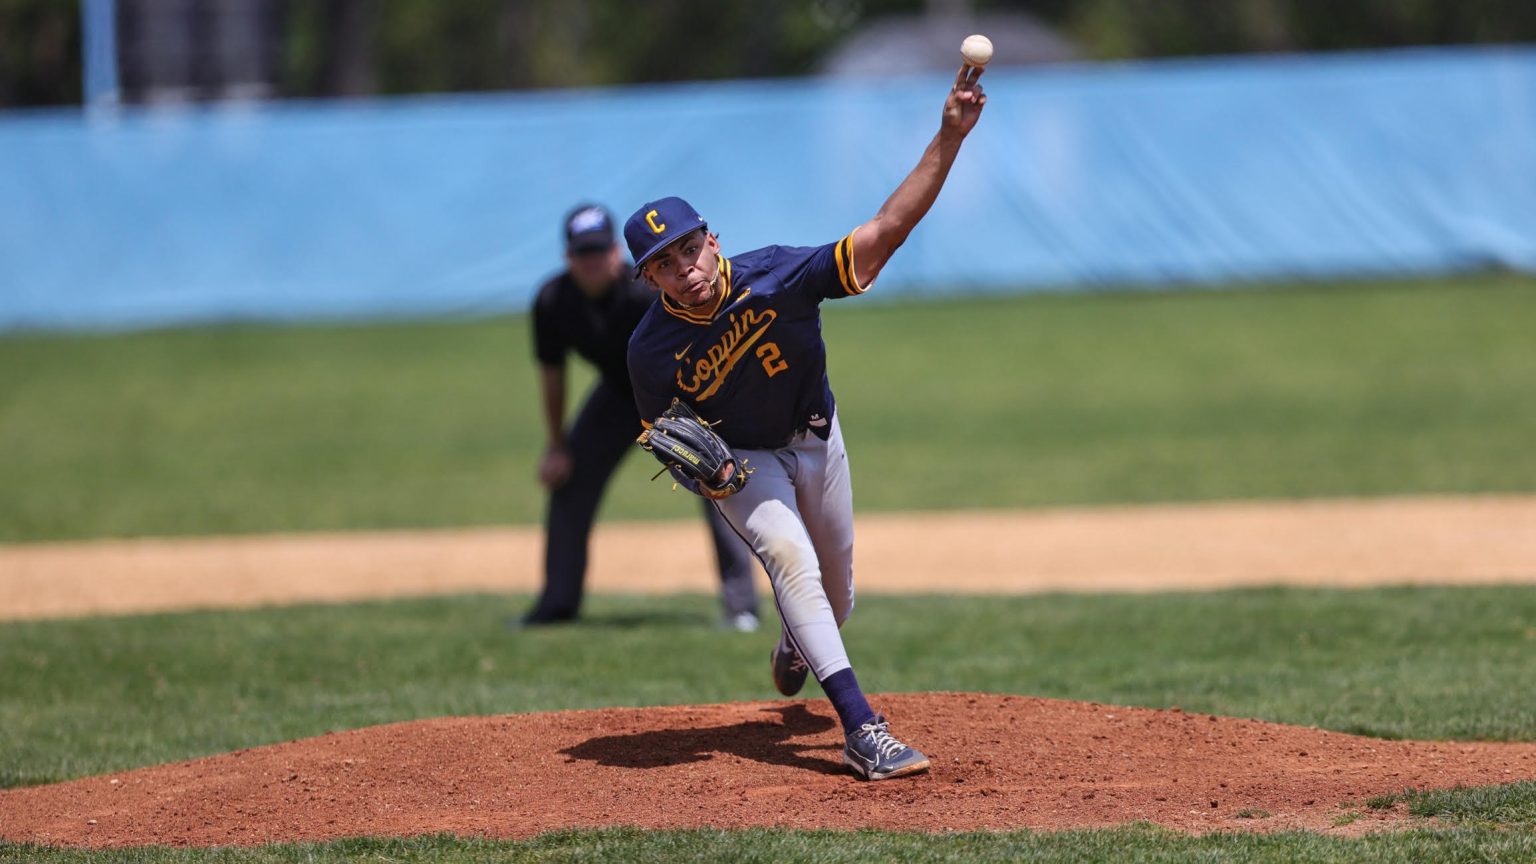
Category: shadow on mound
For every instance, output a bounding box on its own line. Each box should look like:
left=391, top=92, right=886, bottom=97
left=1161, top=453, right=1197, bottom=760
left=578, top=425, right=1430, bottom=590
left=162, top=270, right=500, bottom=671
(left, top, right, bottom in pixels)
left=559, top=703, right=843, bottom=775
left=7, top=693, right=1536, bottom=848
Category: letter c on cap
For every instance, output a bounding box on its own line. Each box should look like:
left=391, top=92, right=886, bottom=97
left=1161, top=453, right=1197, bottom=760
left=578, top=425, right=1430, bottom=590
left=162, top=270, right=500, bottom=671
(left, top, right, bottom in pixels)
left=646, top=210, right=666, bottom=234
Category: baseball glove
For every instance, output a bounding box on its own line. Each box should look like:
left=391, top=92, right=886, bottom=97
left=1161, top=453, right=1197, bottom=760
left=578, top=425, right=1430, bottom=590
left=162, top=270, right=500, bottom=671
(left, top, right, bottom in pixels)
left=638, top=399, right=749, bottom=499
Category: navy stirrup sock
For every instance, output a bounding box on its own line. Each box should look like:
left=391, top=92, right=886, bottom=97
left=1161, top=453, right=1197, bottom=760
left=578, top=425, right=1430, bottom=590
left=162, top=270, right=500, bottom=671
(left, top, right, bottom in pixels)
left=821, top=667, right=877, bottom=734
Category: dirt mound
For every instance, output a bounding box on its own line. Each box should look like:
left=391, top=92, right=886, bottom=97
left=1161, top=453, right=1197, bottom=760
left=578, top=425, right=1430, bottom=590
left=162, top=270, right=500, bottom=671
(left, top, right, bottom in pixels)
left=5, top=693, right=1536, bottom=848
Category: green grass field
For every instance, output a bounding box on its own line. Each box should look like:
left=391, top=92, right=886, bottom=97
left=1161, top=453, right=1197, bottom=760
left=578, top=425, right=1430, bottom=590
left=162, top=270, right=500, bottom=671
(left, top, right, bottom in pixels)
left=2, top=275, right=1534, bottom=542
left=6, top=276, right=1536, bottom=860
left=6, top=824, right=1536, bottom=863
left=4, top=587, right=1536, bottom=859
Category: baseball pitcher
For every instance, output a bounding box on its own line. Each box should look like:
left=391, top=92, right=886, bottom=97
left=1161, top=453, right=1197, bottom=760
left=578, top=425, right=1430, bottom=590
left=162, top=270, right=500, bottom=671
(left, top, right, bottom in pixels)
left=624, top=65, right=987, bottom=779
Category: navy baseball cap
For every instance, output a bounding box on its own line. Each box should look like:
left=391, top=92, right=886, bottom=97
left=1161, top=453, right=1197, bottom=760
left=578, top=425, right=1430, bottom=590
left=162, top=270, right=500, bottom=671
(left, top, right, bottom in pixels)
left=625, top=197, right=708, bottom=273
left=564, top=204, right=616, bottom=254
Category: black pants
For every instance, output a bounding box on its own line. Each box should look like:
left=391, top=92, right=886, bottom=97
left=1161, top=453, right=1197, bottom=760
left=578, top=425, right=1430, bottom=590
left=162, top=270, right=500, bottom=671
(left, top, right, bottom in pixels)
left=528, top=378, right=759, bottom=621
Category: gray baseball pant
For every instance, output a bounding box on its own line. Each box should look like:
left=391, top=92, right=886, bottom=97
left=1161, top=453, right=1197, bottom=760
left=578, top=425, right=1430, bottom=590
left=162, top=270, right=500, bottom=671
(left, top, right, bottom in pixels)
left=714, top=415, right=856, bottom=681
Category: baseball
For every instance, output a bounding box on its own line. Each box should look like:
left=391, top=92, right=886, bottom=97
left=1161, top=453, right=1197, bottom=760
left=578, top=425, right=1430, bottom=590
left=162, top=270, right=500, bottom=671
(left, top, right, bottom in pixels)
left=961, top=34, right=993, bottom=67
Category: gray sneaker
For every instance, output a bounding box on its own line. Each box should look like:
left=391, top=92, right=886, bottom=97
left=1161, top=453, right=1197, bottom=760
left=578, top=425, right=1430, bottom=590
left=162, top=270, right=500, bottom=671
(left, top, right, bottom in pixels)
left=843, top=715, right=931, bottom=781
left=770, top=641, right=809, bottom=696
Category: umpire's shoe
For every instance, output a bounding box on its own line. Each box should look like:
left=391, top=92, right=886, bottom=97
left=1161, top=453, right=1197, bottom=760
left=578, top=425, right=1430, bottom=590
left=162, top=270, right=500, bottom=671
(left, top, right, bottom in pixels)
left=770, top=641, right=809, bottom=696
left=843, top=715, right=931, bottom=781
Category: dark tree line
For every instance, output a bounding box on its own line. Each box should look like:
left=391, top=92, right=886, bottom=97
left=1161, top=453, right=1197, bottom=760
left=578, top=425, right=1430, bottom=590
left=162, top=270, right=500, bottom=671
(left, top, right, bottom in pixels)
left=3, top=0, right=1534, bottom=108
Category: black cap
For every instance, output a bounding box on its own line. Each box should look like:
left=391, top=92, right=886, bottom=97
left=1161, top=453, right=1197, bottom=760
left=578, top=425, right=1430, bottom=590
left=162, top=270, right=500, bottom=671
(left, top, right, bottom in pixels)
left=564, top=204, right=616, bottom=254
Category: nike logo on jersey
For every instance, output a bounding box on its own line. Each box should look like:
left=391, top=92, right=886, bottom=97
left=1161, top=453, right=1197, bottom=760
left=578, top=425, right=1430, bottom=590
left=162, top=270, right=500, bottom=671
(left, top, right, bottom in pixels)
left=677, top=308, right=778, bottom=401
left=673, top=342, right=695, bottom=361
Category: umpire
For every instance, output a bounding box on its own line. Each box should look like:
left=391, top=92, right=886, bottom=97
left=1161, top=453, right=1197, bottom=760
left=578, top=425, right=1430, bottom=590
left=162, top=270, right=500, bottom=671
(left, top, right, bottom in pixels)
left=520, top=204, right=761, bottom=629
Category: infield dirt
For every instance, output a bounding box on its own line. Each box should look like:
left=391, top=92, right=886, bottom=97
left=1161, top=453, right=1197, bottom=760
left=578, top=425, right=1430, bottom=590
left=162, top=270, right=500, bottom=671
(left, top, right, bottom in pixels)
left=5, top=693, right=1536, bottom=847
left=4, top=495, right=1536, bottom=620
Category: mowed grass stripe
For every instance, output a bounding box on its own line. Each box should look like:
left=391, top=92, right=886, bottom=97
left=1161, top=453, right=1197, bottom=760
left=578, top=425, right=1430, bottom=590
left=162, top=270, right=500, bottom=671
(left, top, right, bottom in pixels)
left=1, top=275, right=1533, bottom=542
left=3, top=824, right=1536, bottom=863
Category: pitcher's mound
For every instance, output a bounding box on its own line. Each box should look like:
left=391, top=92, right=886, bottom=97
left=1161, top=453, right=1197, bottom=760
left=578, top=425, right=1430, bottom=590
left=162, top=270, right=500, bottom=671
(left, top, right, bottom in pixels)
left=6, top=693, right=1536, bottom=848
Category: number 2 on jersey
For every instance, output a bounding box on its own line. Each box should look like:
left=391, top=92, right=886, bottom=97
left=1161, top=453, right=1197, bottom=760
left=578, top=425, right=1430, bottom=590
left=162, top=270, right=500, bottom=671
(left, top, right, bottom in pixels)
left=756, top=342, right=788, bottom=377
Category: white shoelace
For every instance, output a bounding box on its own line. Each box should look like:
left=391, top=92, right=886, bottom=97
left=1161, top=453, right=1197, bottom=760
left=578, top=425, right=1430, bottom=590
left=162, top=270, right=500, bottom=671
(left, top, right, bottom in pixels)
left=858, top=720, right=907, bottom=760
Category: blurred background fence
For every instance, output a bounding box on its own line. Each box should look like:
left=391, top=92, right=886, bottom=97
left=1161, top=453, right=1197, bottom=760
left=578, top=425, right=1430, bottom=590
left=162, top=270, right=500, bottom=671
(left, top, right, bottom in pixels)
left=5, top=2, right=1536, bottom=332
left=2, top=45, right=1534, bottom=331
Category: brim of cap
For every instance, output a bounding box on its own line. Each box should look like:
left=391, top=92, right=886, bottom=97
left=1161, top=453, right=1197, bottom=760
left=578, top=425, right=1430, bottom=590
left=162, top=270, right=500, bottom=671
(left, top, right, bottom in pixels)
left=631, top=222, right=708, bottom=275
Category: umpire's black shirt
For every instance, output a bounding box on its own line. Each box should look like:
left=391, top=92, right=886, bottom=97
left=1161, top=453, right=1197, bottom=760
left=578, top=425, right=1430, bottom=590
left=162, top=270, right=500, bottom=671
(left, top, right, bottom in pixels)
left=532, top=272, right=656, bottom=390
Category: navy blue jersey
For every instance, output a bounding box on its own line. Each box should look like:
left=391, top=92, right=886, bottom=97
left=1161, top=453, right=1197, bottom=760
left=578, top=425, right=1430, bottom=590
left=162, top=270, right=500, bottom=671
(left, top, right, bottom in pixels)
left=628, top=231, right=867, bottom=450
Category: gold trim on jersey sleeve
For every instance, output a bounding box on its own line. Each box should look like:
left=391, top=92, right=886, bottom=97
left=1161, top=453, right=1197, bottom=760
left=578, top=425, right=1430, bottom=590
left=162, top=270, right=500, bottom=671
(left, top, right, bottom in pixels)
left=840, top=228, right=869, bottom=295
left=834, top=235, right=852, bottom=294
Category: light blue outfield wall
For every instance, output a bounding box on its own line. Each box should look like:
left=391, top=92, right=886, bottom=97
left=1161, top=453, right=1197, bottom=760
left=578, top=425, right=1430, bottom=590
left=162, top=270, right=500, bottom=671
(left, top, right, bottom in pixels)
left=2, top=47, right=1534, bottom=331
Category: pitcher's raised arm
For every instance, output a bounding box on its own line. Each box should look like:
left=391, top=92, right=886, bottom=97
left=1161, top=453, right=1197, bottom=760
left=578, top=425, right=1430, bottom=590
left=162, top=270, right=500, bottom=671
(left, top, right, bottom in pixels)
left=849, top=65, right=987, bottom=289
